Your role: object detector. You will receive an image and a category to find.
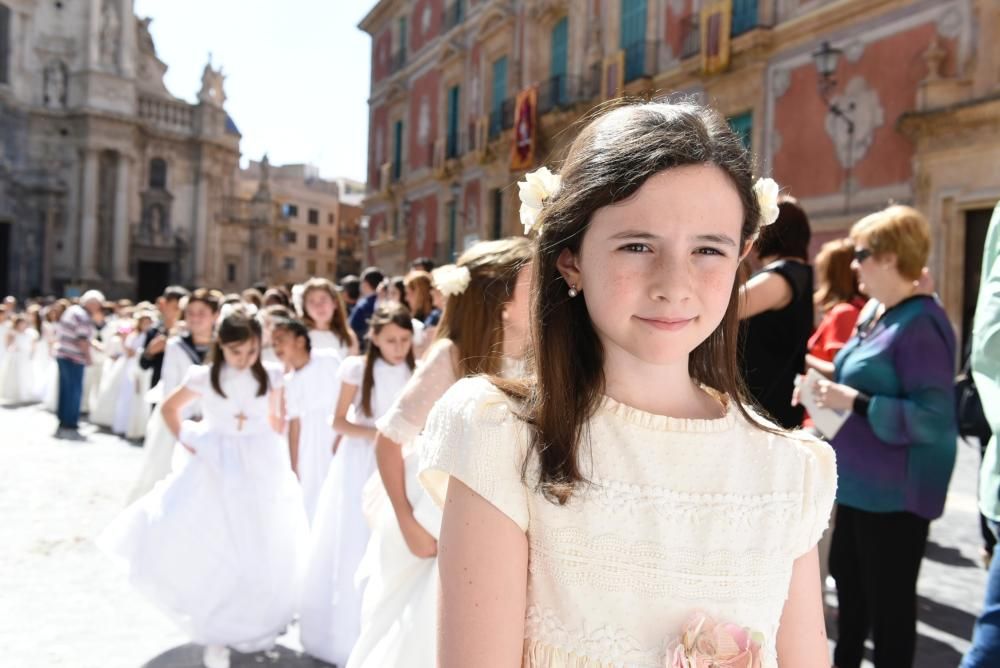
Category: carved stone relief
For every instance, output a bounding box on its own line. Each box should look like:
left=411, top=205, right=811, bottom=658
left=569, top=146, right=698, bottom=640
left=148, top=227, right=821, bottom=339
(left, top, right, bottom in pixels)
left=43, top=61, right=68, bottom=108
left=100, top=0, right=121, bottom=71
left=824, top=76, right=884, bottom=169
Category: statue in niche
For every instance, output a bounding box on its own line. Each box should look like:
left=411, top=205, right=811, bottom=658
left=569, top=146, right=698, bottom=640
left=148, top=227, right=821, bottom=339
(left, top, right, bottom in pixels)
left=198, top=59, right=227, bottom=106
left=259, top=154, right=270, bottom=183
left=253, top=154, right=271, bottom=201
left=150, top=205, right=165, bottom=241
left=100, top=0, right=121, bottom=69
left=141, top=203, right=166, bottom=243
left=43, top=61, right=68, bottom=108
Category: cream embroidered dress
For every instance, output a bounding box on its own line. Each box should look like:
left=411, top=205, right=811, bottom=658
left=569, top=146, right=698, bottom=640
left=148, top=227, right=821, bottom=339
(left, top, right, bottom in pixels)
left=419, top=377, right=837, bottom=668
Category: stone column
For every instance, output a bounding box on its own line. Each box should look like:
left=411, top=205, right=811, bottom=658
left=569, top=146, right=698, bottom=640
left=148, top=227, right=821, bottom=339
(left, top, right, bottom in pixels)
left=192, top=168, right=210, bottom=285
left=112, top=153, right=131, bottom=283
left=79, top=149, right=100, bottom=282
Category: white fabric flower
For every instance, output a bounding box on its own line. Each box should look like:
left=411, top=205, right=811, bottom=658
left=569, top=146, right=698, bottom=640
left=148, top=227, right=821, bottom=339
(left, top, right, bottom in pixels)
left=432, top=264, right=472, bottom=297
left=518, top=166, right=562, bottom=235
left=291, top=283, right=305, bottom=317
left=753, top=177, right=781, bottom=228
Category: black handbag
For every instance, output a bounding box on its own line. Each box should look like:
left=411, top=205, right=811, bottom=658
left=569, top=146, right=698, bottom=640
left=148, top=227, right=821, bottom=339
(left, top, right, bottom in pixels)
left=956, top=356, right=992, bottom=443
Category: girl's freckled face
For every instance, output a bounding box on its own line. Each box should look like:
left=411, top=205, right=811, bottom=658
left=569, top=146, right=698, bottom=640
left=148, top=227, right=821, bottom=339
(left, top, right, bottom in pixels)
left=571, top=165, right=746, bottom=367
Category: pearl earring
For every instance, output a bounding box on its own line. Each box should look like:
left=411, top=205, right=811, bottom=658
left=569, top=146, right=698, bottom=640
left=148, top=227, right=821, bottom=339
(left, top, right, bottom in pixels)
left=568, top=285, right=579, bottom=298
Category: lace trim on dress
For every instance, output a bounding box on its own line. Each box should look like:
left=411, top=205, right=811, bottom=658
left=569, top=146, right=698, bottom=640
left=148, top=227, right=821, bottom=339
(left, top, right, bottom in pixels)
left=588, top=478, right=803, bottom=524
left=528, top=527, right=793, bottom=601
left=375, top=408, right=422, bottom=445
left=523, top=606, right=780, bottom=668
left=524, top=606, right=663, bottom=667
left=598, top=386, right=736, bottom=433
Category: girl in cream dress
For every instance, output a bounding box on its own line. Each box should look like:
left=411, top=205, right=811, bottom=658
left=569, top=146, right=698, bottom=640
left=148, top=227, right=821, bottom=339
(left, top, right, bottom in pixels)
left=418, top=103, right=836, bottom=668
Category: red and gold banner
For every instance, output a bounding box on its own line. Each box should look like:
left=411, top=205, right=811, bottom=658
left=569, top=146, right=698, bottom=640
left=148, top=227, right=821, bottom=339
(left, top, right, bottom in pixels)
left=701, top=0, right=732, bottom=75
left=510, top=86, right=538, bottom=171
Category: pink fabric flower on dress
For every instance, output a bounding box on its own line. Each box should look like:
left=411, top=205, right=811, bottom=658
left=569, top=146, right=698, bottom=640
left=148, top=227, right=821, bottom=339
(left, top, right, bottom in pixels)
left=668, top=612, right=763, bottom=668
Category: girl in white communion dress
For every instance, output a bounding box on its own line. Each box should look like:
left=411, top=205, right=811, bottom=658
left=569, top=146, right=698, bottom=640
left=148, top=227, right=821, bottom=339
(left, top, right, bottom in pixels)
left=98, top=307, right=308, bottom=668
left=299, top=302, right=415, bottom=667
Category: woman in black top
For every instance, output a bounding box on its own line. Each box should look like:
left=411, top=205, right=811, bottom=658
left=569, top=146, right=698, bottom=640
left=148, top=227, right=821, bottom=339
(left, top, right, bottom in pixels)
left=739, top=199, right=814, bottom=428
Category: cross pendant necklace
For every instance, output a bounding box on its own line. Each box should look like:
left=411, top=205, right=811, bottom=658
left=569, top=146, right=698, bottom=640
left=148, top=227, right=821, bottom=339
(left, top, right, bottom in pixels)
left=235, top=411, right=247, bottom=432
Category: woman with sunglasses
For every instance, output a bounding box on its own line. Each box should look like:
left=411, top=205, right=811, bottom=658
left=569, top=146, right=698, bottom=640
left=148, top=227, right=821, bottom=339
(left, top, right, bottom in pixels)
left=807, top=205, right=958, bottom=668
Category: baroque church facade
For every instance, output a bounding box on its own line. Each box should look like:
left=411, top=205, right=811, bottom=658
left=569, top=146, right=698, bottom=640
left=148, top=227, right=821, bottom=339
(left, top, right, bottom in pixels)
left=0, top=0, right=242, bottom=300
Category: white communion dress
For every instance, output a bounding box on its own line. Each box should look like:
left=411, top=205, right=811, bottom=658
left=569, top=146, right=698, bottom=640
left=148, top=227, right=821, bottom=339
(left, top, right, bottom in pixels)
left=112, top=332, right=144, bottom=435
left=346, top=339, right=494, bottom=668
left=98, top=362, right=309, bottom=652
left=283, top=348, right=343, bottom=523
left=89, top=333, right=127, bottom=428
left=308, top=329, right=354, bottom=359
left=35, top=320, right=59, bottom=407
left=299, top=355, right=413, bottom=668
left=419, top=378, right=837, bottom=668
left=1, top=328, right=39, bottom=403
left=128, top=336, right=206, bottom=503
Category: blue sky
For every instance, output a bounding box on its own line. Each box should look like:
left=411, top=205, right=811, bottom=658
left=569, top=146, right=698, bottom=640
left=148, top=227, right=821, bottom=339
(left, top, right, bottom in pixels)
left=134, top=0, right=375, bottom=182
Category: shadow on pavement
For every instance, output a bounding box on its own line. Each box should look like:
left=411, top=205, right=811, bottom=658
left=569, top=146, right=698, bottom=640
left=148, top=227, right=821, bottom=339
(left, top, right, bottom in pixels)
left=915, top=631, right=966, bottom=668
left=143, top=643, right=333, bottom=668
left=925, top=539, right=981, bottom=569
left=917, top=594, right=977, bottom=642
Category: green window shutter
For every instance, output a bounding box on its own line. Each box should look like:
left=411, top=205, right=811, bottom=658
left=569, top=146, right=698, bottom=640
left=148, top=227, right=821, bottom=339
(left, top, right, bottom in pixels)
left=728, top=111, right=753, bottom=151
left=620, top=0, right=647, bottom=81
left=490, top=56, right=508, bottom=136
left=393, top=120, right=404, bottom=180
left=447, top=85, right=460, bottom=158
left=732, top=0, right=758, bottom=37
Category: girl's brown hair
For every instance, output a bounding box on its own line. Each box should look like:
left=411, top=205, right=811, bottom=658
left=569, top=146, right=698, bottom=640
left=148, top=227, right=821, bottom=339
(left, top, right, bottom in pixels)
left=208, top=307, right=268, bottom=398
left=300, top=277, right=353, bottom=349
left=360, top=302, right=415, bottom=417
left=435, top=237, right=533, bottom=377
left=814, top=238, right=862, bottom=312
left=501, top=100, right=771, bottom=504
left=403, top=271, right=433, bottom=320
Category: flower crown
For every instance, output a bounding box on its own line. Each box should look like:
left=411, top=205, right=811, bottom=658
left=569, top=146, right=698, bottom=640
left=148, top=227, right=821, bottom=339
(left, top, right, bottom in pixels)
left=517, top=168, right=781, bottom=236
left=432, top=264, right=471, bottom=297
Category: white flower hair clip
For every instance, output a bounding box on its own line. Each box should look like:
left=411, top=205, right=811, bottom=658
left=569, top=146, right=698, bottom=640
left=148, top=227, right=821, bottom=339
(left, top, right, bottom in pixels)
left=753, top=177, right=781, bottom=229
left=432, top=264, right=472, bottom=297
left=290, top=283, right=305, bottom=317
left=518, top=166, right=561, bottom=236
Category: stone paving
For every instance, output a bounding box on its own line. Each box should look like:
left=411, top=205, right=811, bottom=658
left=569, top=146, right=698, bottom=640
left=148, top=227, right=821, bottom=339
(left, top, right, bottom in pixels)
left=0, top=402, right=989, bottom=667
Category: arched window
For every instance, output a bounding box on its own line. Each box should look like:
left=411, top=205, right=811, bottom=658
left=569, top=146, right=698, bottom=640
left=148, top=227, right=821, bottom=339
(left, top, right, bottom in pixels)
left=149, top=158, right=167, bottom=189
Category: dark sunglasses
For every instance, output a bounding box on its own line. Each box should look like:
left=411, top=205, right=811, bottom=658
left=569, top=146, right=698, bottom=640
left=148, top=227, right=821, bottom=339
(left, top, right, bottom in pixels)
left=853, top=247, right=874, bottom=263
